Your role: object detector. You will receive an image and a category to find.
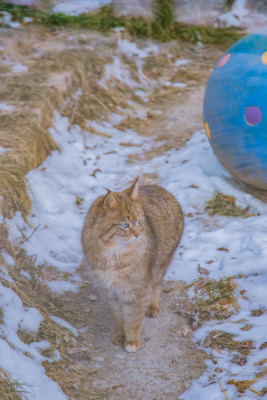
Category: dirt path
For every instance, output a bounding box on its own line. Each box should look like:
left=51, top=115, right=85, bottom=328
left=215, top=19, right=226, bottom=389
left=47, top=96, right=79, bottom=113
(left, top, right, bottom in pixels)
left=59, top=80, right=211, bottom=399
left=1, top=24, right=223, bottom=399
left=62, top=276, right=206, bottom=400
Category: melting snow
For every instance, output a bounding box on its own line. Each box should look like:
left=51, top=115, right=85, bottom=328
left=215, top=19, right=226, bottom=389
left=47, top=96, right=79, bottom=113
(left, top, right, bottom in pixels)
left=53, top=0, right=112, bottom=16
left=3, top=37, right=267, bottom=399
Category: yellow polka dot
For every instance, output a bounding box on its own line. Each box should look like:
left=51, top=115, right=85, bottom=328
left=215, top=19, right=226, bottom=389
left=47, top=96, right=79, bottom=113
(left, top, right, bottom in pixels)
left=205, top=122, right=211, bottom=139
left=261, top=51, right=267, bottom=65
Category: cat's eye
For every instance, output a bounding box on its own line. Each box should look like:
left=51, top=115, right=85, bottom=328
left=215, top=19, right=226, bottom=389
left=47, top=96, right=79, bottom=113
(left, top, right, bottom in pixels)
left=136, top=218, right=142, bottom=225
left=121, top=223, right=130, bottom=229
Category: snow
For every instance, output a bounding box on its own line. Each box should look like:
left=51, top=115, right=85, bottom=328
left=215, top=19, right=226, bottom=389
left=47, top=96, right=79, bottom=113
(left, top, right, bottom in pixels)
left=0, top=266, right=14, bottom=283
left=174, top=58, right=190, bottom=68
left=3, top=37, right=267, bottom=399
left=0, top=11, right=20, bottom=28
left=98, top=39, right=159, bottom=98
left=50, top=315, right=78, bottom=337
left=216, top=0, right=267, bottom=30
left=1, top=250, right=15, bottom=266
left=8, top=110, right=267, bottom=398
left=161, top=80, right=187, bottom=88
left=0, top=102, right=15, bottom=112
left=46, top=279, right=80, bottom=293
left=0, top=283, right=67, bottom=400
left=0, top=53, right=28, bottom=74
left=11, top=62, right=28, bottom=74
left=53, top=0, right=112, bottom=16
left=21, top=270, right=32, bottom=280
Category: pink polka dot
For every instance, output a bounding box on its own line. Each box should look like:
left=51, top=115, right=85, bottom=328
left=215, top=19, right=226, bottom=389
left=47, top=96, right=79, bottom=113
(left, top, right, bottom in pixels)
left=218, top=53, right=231, bottom=68
left=245, top=106, right=262, bottom=126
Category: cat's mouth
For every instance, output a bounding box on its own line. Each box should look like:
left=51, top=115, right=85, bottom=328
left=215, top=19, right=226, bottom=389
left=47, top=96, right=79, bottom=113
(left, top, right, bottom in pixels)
left=125, top=236, right=138, bottom=243
left=114, top=236, right=139, bottom=246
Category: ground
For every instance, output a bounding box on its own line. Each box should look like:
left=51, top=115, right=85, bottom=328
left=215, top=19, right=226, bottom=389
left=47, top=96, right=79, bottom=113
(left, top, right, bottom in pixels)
left=65, top=278, right=206, bottom=400
left=2, top=17, right=266, bottom=400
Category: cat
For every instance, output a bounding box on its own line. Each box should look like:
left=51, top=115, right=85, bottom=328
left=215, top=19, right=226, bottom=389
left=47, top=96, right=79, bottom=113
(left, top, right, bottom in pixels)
left=81, top=178, right=184, bottom=352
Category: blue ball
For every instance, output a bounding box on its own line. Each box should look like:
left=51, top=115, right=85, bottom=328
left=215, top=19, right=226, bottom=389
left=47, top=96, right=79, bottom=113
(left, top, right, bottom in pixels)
left=203, top=28, right=267, bottom=190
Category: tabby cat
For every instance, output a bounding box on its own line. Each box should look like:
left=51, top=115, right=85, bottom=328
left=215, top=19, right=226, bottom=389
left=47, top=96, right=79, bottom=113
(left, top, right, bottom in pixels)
left=81, top=178, right=184, bottom=352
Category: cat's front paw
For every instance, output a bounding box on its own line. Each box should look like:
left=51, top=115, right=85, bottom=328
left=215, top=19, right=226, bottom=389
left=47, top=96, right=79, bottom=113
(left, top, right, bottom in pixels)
left=112, top=333, right=125, bottom=345
left=146, top=305, right=159, bottom=318
left=124, top=340, right=141, bottom=353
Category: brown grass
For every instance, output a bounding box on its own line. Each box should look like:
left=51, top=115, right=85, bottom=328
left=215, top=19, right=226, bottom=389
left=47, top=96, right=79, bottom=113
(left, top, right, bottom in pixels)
left=0, top=24, right=221, bottom=218
left=205, top=191, right=249, bottom=217
left=0, top=27, right=118, bottom=218
left=228, top=368, right=267, bottom=395
left=0, top=24, right=230, bottom=398
left=0, top=223, right=105, bottom=399
left=182, top=278, right=239, bottom=327
left=204, top=331, right=254, bottom=355
left=0, top=367, right=31, bottom=400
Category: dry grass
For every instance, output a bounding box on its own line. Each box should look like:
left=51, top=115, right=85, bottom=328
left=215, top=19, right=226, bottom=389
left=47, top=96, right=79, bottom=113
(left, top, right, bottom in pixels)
left=228, top=368, right=267, bottom=395
left=204, top=331, right=254, bottom=355
left=0, top=367, right=31, bottom=400
left=182, top=277, right=267, bottom=397
left=0, top=23, right=238, bottom=399
left=0, top=23, right=221, bottom=218
left=0, top=224, right=105, bottom=399
left=0, top=28, right=118, bottom=218
left=205, top=191, right=249, bottom=217
left=181, top=277, right=239, bottom=328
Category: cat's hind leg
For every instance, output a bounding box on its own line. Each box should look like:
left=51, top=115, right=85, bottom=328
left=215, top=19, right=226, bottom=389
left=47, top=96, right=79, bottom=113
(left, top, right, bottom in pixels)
left=146, top=251, right=175, bottom=318
left=146, top=284, right=161, bottom=318
left=109, top=295, right=125, bottom=345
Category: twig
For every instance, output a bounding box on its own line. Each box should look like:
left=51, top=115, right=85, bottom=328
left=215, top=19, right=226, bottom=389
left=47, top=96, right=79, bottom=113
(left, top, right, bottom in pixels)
left=92, top=94, right=111, bottom=111
left=248, top=388, right=260, bottom=395
left=216, top=375, right=229, bottom=400
left=24, top=224, right=41, bottom=243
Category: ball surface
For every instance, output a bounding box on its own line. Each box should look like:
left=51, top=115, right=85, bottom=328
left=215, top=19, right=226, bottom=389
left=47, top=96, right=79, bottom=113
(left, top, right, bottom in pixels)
left=203, top=28, right=267, bottom=190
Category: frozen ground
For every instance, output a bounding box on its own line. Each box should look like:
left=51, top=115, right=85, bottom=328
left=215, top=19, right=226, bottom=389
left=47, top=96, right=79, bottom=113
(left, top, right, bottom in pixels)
left=1, top=35, right=267, bottom=399
left=7, top=116, right=267, bottom=399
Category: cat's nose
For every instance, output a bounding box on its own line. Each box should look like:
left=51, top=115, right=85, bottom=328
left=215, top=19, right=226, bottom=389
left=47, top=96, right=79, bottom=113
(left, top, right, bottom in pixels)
left=131, top=227, right=140, bottom=238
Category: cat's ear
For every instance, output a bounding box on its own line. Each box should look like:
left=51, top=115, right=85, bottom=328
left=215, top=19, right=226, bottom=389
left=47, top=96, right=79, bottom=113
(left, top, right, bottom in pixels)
left=126, top=177, right=139, bottom=201
left=103, top=191, right=119, bottom=209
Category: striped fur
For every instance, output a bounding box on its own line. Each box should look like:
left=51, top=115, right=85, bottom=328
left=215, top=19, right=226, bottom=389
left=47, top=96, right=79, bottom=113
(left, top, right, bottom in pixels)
left=81, top=179, right=184, bottom=352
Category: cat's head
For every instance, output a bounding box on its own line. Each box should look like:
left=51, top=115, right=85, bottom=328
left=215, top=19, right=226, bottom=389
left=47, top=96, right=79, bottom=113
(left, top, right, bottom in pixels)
left=94, top=178, right=145, bottom=247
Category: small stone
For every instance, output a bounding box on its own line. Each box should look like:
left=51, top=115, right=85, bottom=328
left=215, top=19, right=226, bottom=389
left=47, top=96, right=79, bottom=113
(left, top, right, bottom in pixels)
left=197, top=265, right=210, bottom=276
left=251, top=308, right=264, bottom=317
left=66, top=348, right=76, bottom=355
left=181, top=325, right=190, bottom=337
left=88, top=295, right=98, bottom=301
left=231, top=353, right=247, bottom=366
left=241, top=324, right=252, bottom=331
left=260, top=342, right=267, bottom=350
left=76, top=197, right=84, bottom=206
left=112, top=384, right=124, bottom=390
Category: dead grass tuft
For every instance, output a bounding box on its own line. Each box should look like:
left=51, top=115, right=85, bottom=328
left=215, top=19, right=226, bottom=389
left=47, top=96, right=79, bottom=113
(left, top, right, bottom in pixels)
left=0, top=367, right=31, bottom=400
left=204, top=331, right=254, bottom=355
left=205, top=191, right=249, bottom=217
left=0, top=223, right=104, bottom=399
left=0, top=28, right=117, bottom=218
left=228, top=368, right=267, bottom=395
left=182, top=277, right=239, bottom=328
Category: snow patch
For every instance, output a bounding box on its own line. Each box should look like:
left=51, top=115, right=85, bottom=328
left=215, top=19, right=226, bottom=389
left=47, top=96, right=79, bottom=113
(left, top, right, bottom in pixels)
left=53, top=0, right=111, bottom=16
left=50, top=315, right=78, bottom=337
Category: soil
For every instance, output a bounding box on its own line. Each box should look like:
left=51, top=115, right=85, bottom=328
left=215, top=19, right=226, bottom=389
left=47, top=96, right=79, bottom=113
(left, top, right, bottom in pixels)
left=1, top=24, right=223, bottom=400
left=60, top=79, right=210, bottom=399
left=63, top=277, right=207, bottom=400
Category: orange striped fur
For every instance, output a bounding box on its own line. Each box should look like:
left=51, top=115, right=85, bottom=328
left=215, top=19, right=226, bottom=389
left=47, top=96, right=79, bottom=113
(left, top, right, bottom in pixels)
left=81, top=179, right=184, bottom=352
